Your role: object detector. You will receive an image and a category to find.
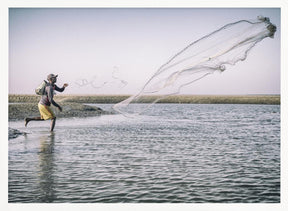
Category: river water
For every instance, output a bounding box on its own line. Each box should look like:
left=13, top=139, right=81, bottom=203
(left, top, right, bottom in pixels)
left=8, top=104, right=280, bottom=203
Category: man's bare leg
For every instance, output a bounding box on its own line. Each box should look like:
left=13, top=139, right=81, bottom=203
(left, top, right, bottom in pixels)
left=25, top=117, right=44, bottom=127
left=50, top=117, right=56, bottom=132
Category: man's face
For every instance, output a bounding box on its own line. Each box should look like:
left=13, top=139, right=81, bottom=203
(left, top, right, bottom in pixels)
left=51, top=77, right=57, bottom=83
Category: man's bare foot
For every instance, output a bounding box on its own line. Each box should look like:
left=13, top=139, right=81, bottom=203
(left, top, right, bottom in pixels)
left=24, top=118, right=30, bottom=127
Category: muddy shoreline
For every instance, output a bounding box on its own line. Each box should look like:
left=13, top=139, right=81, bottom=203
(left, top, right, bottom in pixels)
left=8, top=102, right=110, bottom=121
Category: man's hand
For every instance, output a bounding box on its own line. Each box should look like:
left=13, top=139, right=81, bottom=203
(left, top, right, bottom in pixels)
left=58, top=106, right=62, bottom=112
left=63, top=83, right=69, bottom=88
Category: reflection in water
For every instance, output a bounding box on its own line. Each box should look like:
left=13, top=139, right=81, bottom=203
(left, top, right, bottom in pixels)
left=37, top=133, right=55, bottom=202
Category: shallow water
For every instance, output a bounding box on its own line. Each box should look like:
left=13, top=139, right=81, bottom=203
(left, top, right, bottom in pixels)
left=9, top=104, right=280, bottom=203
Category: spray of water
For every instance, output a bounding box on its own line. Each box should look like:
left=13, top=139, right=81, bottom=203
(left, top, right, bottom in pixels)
left=74, top=67, right=128, bottom=89
left=113, top=16, right=276, bottom=116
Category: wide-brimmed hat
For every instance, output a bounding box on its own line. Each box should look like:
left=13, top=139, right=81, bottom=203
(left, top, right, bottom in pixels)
left=47, top=74, right=58, bottom=80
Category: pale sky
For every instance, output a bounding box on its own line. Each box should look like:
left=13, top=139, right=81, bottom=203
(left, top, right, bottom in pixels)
left=9, top=8, right=280, bottom=95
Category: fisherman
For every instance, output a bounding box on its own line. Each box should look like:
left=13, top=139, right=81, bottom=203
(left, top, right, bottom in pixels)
left=25, top=74, right=68, bottom=132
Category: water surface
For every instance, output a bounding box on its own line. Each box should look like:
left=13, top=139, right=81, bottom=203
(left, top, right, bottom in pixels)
left=9, top=104, right=280, bottom=203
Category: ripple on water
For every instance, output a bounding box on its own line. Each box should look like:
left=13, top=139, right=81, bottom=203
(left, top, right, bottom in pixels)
left=9, top=104, right=280, bottom=203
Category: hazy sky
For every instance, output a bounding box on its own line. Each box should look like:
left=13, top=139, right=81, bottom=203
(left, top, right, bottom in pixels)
left=9, top=8, right=280, bottom=95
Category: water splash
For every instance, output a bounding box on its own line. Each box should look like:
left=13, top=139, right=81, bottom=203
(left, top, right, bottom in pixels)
left=74, top=67, right=128, bottom=89
left=113, top=16, right=276, bottom=116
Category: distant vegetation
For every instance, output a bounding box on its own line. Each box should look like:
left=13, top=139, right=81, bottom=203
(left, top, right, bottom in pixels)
left=9, top=94, right=280, bottom=105
left=8, top=94, right=280, bottom=121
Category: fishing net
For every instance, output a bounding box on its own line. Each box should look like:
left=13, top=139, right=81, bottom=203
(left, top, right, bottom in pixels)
left=113, top=16, right=276, bottom=116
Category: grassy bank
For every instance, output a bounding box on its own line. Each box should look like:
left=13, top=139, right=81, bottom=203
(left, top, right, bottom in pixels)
left=9, top=94, right=280, bottom=105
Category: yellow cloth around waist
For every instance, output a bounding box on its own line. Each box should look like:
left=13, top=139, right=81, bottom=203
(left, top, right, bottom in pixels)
left=38, top=103, right=55, bottom=120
